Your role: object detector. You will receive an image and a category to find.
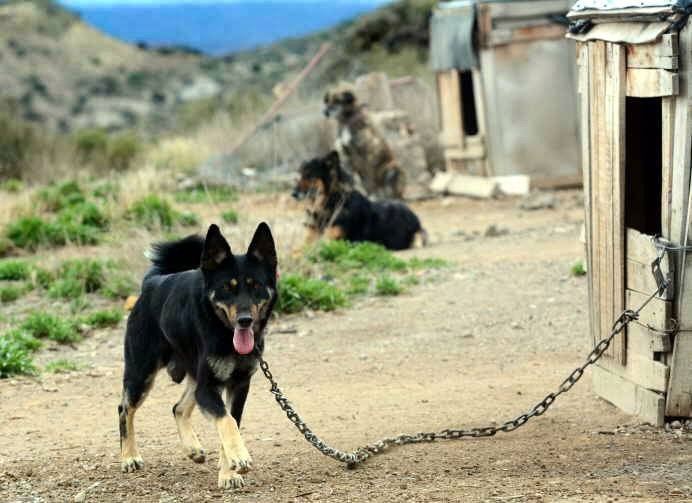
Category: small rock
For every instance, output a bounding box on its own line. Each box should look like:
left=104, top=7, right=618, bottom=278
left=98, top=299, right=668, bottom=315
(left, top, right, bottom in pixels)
left=483, top=224, right=509, bottom=238
left=519, top=192, right=557, bottom=211
left=74, top=491, right=86, bottom=502
left=670, top=420, right=683, bottom=429
left=510, top=322, right=522, bottom=330
left=42, top=386, right=58, bottom=393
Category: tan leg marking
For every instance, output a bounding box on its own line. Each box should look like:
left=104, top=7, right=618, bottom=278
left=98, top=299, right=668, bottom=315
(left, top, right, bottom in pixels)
left=217, top=443, right=245, bottom=489
left=174, top=379, right=206, bottom=463
left=413, top=230, right=427, bottom=248
left=215, top=415, right=252, bottom=474
left=120, top=405, right=144, bottom=473
left=325, top=225, right=345, bottom=241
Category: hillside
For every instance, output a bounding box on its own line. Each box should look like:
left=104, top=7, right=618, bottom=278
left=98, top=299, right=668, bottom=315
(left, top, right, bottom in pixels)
left=0, top=0, right=434, bottom=133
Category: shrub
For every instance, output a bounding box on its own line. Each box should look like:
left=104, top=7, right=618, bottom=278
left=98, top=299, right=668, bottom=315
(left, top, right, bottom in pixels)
left=36, top=180, right=86, bottom=212
left=375, top=275, right=404, bottom=296
left=21, top=312, right=80, bottom=344
left=4, top=329, right=42, bottom=352
left=221, top=210, right=239, bottom=224
left=0, top=100, right=41, bottom=180
left=0, top=179, right=24, bottom=193
left=276, top=274, right=347, bottom=314
left=48, top=259, right=108, bottom=300
left=127, top=195, right=177, bottom=229
left=0, top=259, right=31, bottom=280
left=0, top=335, right=36, bottom=378
left=44, top=359, right=80, bottom=373
left=107, top=132, right=141, bottom=171
left=5, top=216, right=55, bottom=250
left=80, top=308, right=123, bottom=328
left=57, top=201, right=109, bottom=229
left=0, top=284, right=24, bottom=303
left=74, top=128, right=109, bottom=161
left=102, top=272, right=136, bottom=300
left=127, top=195, right=194, bottom=229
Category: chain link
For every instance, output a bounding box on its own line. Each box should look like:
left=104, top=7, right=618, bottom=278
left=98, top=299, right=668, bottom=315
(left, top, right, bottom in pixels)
left=260, top=281, right=666, bottom=468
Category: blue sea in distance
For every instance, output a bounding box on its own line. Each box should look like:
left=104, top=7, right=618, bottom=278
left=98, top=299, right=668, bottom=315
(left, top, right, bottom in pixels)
left=60, top=2, right=387, bottom=54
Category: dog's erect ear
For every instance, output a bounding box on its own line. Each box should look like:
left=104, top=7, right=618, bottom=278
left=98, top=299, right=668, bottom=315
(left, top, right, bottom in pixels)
left=342, top=91, right=355, bottom=105
left=201, top=224, right=232, bottom=271
left=247, top=222, right=277, bottom=271
left=325, top=150, right=340, bottom=167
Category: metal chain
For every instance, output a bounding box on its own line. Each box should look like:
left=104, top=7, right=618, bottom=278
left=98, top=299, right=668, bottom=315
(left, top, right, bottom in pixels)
left=260, top=282, right=666, bottom=468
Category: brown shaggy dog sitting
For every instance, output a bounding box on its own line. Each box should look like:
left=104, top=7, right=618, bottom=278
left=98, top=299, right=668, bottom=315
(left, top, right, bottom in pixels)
left=323, top=86, right=406, bottom=200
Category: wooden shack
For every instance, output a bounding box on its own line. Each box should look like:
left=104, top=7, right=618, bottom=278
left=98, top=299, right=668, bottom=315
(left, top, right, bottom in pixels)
left=430, top=0, right=581, bottom=188
left=567, top=0, right=692, bottom=425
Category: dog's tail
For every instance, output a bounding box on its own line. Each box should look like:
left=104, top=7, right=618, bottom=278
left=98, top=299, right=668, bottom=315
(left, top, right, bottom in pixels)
left=145, top=234, right=205, bottom=278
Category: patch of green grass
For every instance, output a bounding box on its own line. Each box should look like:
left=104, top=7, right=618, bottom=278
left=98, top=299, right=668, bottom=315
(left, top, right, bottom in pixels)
left=101, top=272, right=136, bottom=300
left=127, top=195, right=178, bottom=229
left=57, top=201, right=109, bottom=229
left=44, top=359, right=81, bottom=373
left=48, top=259, right=109, bottom=300
left=375, top=275, right=404, bottom=296
left=178, top=211, right=199, bottom=227
left=0, top=335, right=36, bottom=378
left=5, top=215, right=100, bottom=250
left=346, top=274, right=370, bottom=295
left=0, top=179, right=24, bottom=193
left=175, top=184, right=238, bottom=204
left=276, top=274, right=348, bottom=314
left=36, top=180, right=86, bottom=212
left=571, top=261, right=587, bottom=277
left=0, top=284, right=24, bottom=303
left=79, top=308, right=123, bottom=328
left=310, top=241, right=407, bottom=272
left=3, top=329, right=42, bottom=352
left=20, top=312, right=80, bottom=344
left=221, top=209, right=239, bottom=224
left=91, top=181, right=120, bottom=200
left=0, top=259, right=31, bottom=280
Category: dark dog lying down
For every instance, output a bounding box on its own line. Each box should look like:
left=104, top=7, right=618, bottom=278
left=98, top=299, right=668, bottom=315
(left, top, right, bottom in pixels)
left=293, top=151, right=426, bottom=250
left=118, top=223, right=277, bottom=490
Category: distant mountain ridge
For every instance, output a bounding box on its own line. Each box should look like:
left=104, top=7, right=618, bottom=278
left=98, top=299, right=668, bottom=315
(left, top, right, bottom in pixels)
left=60, top=2, right=388, bottom=54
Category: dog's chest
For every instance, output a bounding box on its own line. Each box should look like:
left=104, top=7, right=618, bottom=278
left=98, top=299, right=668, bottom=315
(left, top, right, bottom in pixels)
left=206, top=354, right=238, bottom=381
left=337, top=127, right=352, bottom=148
left=206, top=354, right=258, bottom=382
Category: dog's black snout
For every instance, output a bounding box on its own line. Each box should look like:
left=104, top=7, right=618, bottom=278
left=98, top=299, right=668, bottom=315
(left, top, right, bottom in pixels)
left=292, top=187, right=301, bottom=199
left=236, top=315, right=253, bottom=328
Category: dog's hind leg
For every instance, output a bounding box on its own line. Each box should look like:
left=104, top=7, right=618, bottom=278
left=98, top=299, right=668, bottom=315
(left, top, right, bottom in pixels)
left=118, top=369, right=157, bottom=473
left=173, top=378, right=206, bottom=463
left=119, top=321, right=162, bottom=473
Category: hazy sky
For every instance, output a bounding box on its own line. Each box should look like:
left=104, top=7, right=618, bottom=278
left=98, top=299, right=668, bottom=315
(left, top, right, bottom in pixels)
left=60, top=0, right=389, bottom=6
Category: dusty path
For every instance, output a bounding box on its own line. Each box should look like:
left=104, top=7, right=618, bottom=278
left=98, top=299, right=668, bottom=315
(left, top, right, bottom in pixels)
left=1, top=192, right=691, bottom=502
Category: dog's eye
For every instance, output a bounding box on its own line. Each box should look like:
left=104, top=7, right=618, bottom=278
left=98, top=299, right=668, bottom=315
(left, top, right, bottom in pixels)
left=224, top=279, right=238, bottom=292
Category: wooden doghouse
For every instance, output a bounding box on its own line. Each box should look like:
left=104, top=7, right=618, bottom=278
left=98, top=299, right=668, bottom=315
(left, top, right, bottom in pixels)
left=430, top=0, right=581, bottom=188
left=567, top=0, right=692, bottom=425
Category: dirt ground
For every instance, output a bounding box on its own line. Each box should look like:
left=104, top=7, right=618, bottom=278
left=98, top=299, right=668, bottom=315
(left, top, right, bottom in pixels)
left=1, top=191, right=691, bottom=503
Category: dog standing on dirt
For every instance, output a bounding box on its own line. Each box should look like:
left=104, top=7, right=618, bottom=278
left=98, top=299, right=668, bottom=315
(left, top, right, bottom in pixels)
left=293, top=151, right=426, bottom=250
left=118, top=223, right=277, bottom=490
left=324, top=86, right=406, bottom=200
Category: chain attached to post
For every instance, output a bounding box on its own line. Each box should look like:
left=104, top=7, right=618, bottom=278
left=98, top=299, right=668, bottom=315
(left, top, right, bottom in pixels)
left=260, top=256, right=671, bottom=468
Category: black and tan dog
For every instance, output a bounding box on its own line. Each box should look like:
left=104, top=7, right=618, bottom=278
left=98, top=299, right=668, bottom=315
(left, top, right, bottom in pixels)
left=293, top=151, right=426, bottom=250
left=118, top=223, right=277, bottom=490
left=324, top=85, right=406, bottom=200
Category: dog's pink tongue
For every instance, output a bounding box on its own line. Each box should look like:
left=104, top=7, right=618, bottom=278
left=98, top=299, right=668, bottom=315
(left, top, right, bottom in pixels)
left=233, top=327, right=254, bottom=355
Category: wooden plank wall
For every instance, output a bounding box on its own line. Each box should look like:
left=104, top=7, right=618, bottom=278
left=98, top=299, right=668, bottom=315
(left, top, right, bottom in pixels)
left=585, top=40, right=627, bottom=364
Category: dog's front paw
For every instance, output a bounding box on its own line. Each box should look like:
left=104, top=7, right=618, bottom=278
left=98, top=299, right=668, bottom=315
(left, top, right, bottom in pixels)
left=121, top=456, right=144, bottom=473
left=218, top=470, right=245, bottom=489
left=187, top=447, right=206, bottom=463
left=224, top=446, right=252, bottom=474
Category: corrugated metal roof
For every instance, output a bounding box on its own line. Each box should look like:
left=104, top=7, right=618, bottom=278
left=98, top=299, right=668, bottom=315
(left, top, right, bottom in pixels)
left=571, top=0, right=691, bottom=11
